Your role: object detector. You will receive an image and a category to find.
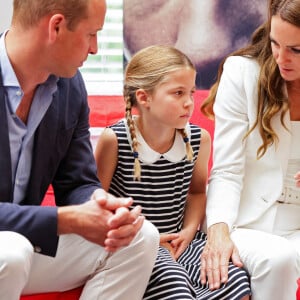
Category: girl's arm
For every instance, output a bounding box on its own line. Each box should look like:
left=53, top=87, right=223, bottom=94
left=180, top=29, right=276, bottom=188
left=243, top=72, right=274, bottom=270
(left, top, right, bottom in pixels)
left=172, top=128, right=211, bottom=259
left=94, top=128, right=118, bottom=191
left=184, top=128, right=211, bottom=232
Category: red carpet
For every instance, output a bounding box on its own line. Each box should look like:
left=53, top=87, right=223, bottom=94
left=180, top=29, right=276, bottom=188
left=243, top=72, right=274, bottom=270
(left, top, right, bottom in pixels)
left=21, top=288, right=83, bottom=300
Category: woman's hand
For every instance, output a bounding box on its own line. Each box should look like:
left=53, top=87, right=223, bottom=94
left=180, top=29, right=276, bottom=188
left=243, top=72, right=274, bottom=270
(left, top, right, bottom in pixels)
left=200, top=223, right=243, bottom=290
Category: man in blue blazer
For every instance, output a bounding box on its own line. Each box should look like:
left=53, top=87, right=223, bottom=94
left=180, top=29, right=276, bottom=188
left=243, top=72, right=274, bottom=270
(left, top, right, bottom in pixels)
left=0, top=0, right=159, bottom=299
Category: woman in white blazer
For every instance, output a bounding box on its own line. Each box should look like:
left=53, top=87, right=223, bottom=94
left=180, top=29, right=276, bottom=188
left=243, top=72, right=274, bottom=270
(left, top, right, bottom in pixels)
left=200, top=0, right=300, bottom=299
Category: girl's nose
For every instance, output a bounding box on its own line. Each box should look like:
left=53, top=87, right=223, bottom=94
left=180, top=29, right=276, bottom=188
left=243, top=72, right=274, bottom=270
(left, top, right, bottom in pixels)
left=184, top=96, right=194, bottom=107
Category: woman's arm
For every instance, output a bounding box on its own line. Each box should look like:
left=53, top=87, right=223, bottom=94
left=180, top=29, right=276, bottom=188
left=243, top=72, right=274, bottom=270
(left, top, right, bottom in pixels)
left=201, top=56, right=257, bottom=289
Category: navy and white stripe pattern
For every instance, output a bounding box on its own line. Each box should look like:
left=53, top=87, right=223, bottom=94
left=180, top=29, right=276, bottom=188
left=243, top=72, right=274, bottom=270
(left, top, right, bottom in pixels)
left=109, top=120, right=199, bottom=233
left=109, top=120, right=251, bottom=299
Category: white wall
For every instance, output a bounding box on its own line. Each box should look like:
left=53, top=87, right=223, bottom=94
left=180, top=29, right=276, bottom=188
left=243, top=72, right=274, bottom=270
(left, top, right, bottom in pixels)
left=0, top=0, right=13, bottom=32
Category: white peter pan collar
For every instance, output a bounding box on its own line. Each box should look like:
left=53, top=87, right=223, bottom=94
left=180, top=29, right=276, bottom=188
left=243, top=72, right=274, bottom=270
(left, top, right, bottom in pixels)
left=124, top=116, right=191, bottom=164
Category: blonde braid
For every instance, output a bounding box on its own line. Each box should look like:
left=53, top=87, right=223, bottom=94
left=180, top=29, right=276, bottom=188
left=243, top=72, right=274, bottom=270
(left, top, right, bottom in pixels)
left=177, top=128, right=193, bottom=162
left=125, top=96, right=141, bottom=181
left=123, top=45, right=196, bottom=178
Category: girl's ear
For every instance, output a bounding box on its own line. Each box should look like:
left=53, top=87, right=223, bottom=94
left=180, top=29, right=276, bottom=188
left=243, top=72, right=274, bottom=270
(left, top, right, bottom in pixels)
left=136, top=89, right=150, bottom=107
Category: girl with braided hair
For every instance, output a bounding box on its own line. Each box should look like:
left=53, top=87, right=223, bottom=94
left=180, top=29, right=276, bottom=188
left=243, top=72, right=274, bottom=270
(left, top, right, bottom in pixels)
left=95, top=45, right=251, bottom=299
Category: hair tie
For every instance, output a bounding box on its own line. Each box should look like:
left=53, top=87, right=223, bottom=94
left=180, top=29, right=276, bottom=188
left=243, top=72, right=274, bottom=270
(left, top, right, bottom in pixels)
left=183, top=137, right=189, bottom=143
left=133, top=151, right=139, bottom=158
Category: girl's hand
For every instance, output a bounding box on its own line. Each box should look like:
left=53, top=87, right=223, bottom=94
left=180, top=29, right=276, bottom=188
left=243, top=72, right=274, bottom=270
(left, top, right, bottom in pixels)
left=295, top=172, right=300, bottom=188
left=160, top=233, right=179, bottom=260
left=171, top=228, right=194, bottom=260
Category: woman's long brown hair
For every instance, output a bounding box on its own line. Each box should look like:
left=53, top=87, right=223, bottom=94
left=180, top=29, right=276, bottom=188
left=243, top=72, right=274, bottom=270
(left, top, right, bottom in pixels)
left=201, top=0, right=300, bottom=158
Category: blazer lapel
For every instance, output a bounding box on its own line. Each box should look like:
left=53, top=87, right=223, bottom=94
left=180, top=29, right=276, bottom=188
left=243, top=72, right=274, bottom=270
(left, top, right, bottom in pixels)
left=272, top=110, right=291, bottom=176
left=24, top=91, right=59, bottom=205
left=0, top=71, right=13, bottom=202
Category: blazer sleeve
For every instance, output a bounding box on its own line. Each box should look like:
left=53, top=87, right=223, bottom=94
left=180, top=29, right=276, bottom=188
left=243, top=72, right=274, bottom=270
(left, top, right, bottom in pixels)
left=0, top=71, right=101, bottom=257
left=206, top=56, right=260, bottom=230
left=0, top=203, right=58, bottom=256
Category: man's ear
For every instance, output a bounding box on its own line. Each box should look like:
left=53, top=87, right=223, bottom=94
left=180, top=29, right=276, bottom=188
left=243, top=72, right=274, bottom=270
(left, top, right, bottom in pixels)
left=136, top=89, right=150, bottom=107
left=48, top=14, right=65, bottom=42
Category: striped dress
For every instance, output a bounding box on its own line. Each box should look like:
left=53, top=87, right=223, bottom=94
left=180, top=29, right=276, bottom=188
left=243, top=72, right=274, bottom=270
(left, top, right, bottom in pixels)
left=108, top=119, right=251, bottom=300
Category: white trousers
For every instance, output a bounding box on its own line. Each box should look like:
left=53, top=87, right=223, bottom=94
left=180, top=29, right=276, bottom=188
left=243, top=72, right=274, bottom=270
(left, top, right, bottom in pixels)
left=0, top=220, right=159, bottom=300
left=231, top=203, right=300, bottom=300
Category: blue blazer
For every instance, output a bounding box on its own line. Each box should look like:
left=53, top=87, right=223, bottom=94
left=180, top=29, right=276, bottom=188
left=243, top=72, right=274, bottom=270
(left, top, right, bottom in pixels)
left=0, top=69, right=101, bottom=256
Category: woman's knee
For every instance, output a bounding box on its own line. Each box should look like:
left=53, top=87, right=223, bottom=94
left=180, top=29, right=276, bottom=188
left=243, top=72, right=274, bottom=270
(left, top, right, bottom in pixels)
left=254, top=240, right=298, bottom=276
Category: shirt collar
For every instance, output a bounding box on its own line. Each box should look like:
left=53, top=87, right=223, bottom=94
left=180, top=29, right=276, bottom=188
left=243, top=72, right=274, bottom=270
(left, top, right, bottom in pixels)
left=0, top=30, right=20, bottom=88
left=0, top=30, right=59, bottom=90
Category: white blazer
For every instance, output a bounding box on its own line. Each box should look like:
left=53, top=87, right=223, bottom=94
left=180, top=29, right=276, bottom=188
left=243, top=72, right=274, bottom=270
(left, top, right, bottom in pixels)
left=206, top=56, right=292, bottom=232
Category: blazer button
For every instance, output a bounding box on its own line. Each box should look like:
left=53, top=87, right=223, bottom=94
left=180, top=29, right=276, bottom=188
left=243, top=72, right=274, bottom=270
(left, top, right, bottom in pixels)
left=34, top=246, right=42, bottom=253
